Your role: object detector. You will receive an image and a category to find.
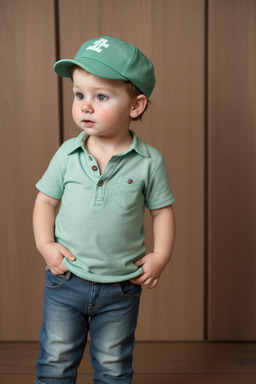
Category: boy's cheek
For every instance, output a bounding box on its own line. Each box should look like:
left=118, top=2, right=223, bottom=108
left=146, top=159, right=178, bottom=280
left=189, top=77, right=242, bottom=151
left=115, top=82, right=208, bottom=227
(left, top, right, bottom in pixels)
left=72, top=106, right=81, bottom=123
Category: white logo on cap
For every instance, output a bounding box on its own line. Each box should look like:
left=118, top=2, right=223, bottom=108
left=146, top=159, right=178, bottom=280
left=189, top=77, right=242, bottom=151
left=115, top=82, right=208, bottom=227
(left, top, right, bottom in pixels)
left=86, top=38, right=109, bottom=53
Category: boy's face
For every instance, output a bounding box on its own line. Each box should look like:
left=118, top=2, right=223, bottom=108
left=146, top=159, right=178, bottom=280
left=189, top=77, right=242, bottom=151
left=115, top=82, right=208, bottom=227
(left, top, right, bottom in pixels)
left=72, top=68, right=138, bottom=139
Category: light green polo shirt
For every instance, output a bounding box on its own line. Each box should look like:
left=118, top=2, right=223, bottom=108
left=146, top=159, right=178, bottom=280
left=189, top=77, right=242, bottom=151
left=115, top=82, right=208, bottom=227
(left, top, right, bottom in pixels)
left=36, top=130, right=175, bottom=283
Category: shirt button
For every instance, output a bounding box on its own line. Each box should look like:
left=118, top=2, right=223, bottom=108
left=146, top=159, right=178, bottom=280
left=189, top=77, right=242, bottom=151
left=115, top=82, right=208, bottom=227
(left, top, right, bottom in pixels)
left=98, top=180, right=104, bottom=186
left=92, top=165, right=98, bottom=171
left=128, top=179, right=133, bottom=184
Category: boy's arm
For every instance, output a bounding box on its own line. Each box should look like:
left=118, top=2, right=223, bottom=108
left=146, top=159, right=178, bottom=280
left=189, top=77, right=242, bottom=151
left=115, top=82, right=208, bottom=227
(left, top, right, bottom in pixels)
left=130, top=205, right=175, bottom=289
left=33, top=191, right=75, bottom=275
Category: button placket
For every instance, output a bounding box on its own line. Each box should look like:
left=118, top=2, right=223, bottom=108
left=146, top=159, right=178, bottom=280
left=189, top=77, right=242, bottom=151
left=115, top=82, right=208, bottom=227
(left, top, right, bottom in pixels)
left=94, top=178, right=105, bottom=206
left=91, top=154, right=121, bottom=207
left=86, top=154, right=100, bottom=179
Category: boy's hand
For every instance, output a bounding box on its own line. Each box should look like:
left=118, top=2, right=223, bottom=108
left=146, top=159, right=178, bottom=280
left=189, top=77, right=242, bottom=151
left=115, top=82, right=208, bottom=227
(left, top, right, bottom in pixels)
left=130, top=252, right=167, bottom=289
left=39, top=242, right=76, bottom=275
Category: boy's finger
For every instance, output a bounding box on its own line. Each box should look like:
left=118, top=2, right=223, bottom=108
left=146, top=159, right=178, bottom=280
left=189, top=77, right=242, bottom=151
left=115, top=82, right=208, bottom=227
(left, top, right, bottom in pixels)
left=59, top=245, right=76, bottom=261
left=143, top=277, right=153, bottom=286
left=134, top=257, right=145, bottom=267
left=131, top=273, right=149, bottom=286
left=148, top=279, right=158, bottom=289
left=50, top=266, right=67, bottom=275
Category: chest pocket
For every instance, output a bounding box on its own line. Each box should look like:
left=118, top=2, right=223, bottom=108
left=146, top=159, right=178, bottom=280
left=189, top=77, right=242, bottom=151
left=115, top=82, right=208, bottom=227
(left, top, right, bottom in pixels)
left=115, top=177, right=144, bottom=210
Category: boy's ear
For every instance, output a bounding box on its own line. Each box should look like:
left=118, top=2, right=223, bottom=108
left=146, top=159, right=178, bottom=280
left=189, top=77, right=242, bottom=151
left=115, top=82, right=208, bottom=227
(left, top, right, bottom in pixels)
left=130, top=95, right=148, bottom=119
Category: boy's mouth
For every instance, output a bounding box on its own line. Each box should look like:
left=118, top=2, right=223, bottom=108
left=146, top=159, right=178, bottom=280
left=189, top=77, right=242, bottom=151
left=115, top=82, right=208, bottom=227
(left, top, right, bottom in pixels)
left=82, top=119, right=95, bottom=128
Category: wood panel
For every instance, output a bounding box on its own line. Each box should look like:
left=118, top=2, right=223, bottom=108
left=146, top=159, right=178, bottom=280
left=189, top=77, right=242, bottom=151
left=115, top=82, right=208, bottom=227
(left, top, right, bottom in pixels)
left=208, top=0, right=256, bottom=340
left=58, top=0, right=205, bottom=340
left=1, top=0, right=255, bottom=343
left=0, top=0, right=59, bottom=340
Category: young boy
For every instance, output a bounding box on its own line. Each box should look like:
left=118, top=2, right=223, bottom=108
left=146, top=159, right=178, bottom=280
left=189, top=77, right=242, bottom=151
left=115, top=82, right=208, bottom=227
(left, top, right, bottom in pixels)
left=33, top=36, right=175, bottom=384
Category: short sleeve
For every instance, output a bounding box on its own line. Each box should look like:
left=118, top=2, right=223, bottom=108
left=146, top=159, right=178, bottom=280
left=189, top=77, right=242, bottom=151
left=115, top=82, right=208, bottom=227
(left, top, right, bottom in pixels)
left=145, top=155, right=175, bottom=210
left=36, top=145, right=65, bottom=200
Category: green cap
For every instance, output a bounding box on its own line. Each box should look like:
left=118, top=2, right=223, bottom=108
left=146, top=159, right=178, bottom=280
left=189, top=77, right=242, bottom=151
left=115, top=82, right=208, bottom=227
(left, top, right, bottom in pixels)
left=53, top=36, right=155, bottom=98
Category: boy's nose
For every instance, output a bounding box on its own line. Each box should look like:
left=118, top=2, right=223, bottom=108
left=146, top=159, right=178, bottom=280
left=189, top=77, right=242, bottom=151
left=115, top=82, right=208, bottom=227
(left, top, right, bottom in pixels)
left=81, top=101, right=94, bottom=113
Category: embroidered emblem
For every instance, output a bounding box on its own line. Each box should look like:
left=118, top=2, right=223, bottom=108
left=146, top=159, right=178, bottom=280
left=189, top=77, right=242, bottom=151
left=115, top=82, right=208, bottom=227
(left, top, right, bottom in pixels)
left=86, top=38, right=109, bottom=53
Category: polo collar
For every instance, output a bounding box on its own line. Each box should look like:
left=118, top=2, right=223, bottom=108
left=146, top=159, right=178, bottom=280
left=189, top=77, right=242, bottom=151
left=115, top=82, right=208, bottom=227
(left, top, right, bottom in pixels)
left=67, top=130, right=149, bottom=158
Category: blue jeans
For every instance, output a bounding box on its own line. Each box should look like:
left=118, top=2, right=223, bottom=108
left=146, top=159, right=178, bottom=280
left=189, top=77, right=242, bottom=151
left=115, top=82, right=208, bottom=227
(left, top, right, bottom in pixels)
left=35, top=270, right=142, bottom=384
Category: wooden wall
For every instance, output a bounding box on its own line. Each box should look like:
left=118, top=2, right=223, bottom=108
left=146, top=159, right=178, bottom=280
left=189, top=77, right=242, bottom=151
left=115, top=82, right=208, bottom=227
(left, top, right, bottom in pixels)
left=0, top=0, right=59, bottom=340
left=208, top=0, right=256, bottom=340
left=0, top=0, right=255, bottom=342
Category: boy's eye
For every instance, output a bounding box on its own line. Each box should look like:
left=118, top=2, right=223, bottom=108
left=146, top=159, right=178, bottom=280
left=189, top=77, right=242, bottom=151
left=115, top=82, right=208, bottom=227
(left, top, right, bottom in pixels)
left=97, top=94, right=108, bottom=102
left=75, top=92, right=84, bottom=100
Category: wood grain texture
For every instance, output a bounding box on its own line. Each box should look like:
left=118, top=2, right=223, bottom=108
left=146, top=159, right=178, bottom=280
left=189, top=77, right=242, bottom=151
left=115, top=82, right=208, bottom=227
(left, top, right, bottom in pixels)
left=58, top=0, right=205, bottom=341
left=2, top=0, right=255, bottom=343
left=2, top=374, right=256, bottom=384
left=0, top=0, right=59, bottom=340
left=208, top=0, right=256, bottom=340
left=1, top=342, right=256, bottom=383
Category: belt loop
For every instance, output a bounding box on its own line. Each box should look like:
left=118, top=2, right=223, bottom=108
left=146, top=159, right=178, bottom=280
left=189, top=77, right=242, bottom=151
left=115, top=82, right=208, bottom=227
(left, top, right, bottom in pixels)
left=65, top=270, right=72, bottom=280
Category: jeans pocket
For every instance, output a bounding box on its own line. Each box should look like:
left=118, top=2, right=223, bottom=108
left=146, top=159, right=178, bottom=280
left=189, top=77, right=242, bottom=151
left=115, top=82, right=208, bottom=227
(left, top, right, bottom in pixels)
left=118, top=280, right=142, bottom=298
left=45, top=269, right=66, bottom=289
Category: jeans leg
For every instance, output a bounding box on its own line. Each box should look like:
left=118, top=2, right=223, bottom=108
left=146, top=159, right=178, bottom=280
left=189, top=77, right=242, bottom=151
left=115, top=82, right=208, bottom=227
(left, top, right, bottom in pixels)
left=35, top=270, right=90, bottom=384
left=89, top=281, right=142, bottom=384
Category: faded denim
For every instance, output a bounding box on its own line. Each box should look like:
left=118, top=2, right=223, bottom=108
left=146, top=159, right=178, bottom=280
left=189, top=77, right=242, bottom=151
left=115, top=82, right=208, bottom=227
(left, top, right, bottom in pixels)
left=35, top=269, right=142, bottom=384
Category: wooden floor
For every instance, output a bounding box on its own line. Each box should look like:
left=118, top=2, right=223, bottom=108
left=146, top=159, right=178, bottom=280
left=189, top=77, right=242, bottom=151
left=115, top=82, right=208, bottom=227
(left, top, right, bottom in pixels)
left=0, top=341, right=256, bottom=383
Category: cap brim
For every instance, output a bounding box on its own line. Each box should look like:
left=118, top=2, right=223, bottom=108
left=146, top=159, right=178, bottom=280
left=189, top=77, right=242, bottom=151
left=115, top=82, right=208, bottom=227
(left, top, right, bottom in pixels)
left=53, top=58, right=127, bottom=81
